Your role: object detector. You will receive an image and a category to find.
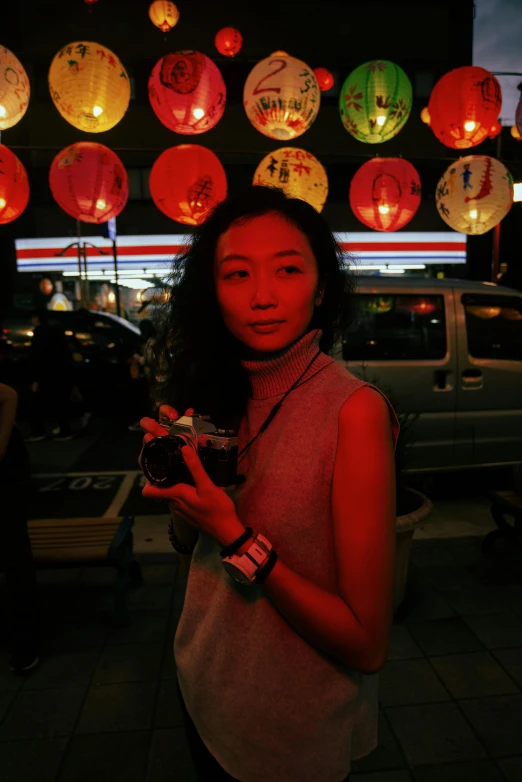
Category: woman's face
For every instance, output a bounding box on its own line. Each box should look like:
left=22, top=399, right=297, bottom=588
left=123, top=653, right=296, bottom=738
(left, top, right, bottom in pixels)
left=214, top=212, right=325, bottom=358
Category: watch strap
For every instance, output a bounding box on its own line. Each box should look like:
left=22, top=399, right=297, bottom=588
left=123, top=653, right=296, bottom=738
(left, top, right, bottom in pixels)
left=220, top=526, right=254, bottom=558
left=254, top=549, right=278, bottom=584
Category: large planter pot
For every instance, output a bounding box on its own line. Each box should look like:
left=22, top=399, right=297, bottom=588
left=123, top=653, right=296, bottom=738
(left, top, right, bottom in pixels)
left=394, top=486, right=434, bottom=611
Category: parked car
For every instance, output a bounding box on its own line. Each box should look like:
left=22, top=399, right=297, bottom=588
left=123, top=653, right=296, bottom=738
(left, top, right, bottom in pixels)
left=334, top=277, right=522, bottom=474
left=0, top=309, right=143, bottom=414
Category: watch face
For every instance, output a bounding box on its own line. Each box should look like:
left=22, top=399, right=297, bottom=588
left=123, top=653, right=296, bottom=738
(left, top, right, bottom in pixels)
left=223, top=561, right=250, bottom=585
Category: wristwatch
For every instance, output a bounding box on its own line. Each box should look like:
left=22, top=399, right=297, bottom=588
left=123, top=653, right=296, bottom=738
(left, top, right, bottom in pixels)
left=221, top=533, right=275, bottom=586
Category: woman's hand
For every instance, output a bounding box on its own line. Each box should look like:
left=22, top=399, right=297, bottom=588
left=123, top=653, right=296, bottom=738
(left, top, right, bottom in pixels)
left=138, top=405, right=240, bottom=542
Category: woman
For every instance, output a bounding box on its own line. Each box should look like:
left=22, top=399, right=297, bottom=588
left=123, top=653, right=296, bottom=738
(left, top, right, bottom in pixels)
left=139, top=186, right=399, bottom=782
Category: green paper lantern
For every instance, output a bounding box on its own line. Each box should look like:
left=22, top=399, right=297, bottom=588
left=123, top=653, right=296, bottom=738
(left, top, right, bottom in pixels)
left=339, top=60, right=412, bottom=144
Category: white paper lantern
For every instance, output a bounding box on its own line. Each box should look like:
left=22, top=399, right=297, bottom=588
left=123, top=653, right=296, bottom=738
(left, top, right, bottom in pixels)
left=253, top=147, right=328, bottom=212
left=435, top=155, right=513, bottom=235
left=0, top=46, right=30, bottom=130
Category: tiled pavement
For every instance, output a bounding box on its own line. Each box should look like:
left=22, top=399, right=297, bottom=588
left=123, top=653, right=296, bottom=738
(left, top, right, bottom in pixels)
left=1, top=532, right=521, bottom=782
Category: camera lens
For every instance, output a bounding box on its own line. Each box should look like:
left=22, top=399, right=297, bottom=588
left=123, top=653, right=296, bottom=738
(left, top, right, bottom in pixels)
left=142, top=435, right=186, bottom=486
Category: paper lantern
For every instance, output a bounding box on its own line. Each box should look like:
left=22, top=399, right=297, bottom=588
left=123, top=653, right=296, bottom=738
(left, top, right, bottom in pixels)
left=253, top=147, right=328, bottom=212
left=149, top=144, right=227, bottom=225
left=428, top=66, right=501, bottom=150
left=149, top=51, right=226, bottom=134
left=488, top=121, right=502, bottom=139
left=435, top=155, right=513, bottom=235
left=0, top=145, right=29, bottom=224
left=511, top=125, right=521, bottom=141
left=349, top=158, right=421, bottom=232
left=420, top=107, right=431, bottom=125
left=40, top=279, right=53, bottom=296
left=149, top=1, right=179, bottom=32
left=313, top=67, right=334, bottom=92
left=49, top=142, right=128, bottom=224
left=48, top=41, right=130, bottom=132
left=215, top=27, right=243, bottom=57
left=0, top=46, right=30, bottom=130
left=339, top=60, right=412, bottom=144
left=244, top=51, right=320, bottom=140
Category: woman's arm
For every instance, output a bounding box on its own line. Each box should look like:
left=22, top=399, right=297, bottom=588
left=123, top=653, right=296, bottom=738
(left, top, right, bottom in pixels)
left=170, top=504, right=199, bottom=575
left=0, top=383, right=18, bottom=463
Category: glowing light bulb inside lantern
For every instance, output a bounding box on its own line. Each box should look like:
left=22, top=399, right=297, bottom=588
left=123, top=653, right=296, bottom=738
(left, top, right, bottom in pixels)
left=96, top=199, right=107, bottom=210
left=192, top=108, right=204, bottom=119
left=464, top=120, right=476, bottom=132
left=0, top=105, right=6, bottom=118
left=376, top=115, right=386, bottom=127
left=469, top=209, right=478, bottom=220
left=0, top=198, right=6, bottom=209
left=378, top=204, right=390, bottom=215
left=93, top=106, right=103, bottom=117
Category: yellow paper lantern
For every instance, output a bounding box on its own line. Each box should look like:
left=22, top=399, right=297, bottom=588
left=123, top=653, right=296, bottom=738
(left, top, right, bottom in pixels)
left=148, top=1, right=179, bottom=32
left=244, top=51, right=320, bottom=140
left=253, top=147, right=328, bottom=212
left=511, top=125, right=521, bottom=140
left=435, top=155, right=513, bottom=235
left=0, top=46, right=30, bottom=130
left=420, top=107, right=431, bottom=125
left=48, top=42, right=130, bottom=132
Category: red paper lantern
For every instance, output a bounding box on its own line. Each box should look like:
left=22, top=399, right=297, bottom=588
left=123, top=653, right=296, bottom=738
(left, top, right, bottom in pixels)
left=488, top=121, right=502, bottom=139
left=428, top=66, right=502, bottom=149
left=40, top=279, right=53, bottom=296
left=49, top=142, right=128, bottom=224
left=214, top=27, right=242, bottom=57
left=349, top=158, right=421, bottom=232
left=0, top=145, right=29, bottom=224
left=313, top=67, right=334, bottom=92
left=149, top=144, right=227, bottom=225
left=148, top=51, right=226, bottom=134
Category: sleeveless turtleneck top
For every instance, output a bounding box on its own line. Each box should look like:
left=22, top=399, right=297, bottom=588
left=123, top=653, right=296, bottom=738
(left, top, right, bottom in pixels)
left=174, top=327, right=400, bottom=782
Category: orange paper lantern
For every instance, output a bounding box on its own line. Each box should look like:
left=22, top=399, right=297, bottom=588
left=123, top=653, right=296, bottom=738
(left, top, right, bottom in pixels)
left=149, top=51, right=226, bottom=134
left=428, top=66, right=502, bottom=149
left=49, top=142, right=128, bottom=224
left=215, top=27, right=243, bottom=57
left=148, top=1, right=179, bottom=32
left=0, top=145, right=29, bottom=224
left=313, top=67, right=334, bottom=92
left=149, top=144, right=227, bottom=225
left=420, top=107, right=431, bottom=125
left=48, top=42, right=130, bottom=132
left=40, top=279, right=54, bottom=296
left=244, top=51, right=320, bottom=140
left=0, top=46, right=30, bottom=130
left=349, top=158, right=422, bottom=232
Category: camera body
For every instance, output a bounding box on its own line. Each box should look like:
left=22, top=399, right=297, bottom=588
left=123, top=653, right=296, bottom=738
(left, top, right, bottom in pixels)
left=141, top=414, right=239, bottom=488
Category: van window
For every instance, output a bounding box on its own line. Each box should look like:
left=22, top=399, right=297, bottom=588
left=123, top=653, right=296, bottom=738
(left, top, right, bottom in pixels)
left=343, top=294, right=446, bottom=361
left=462, top=293, right=522, bottom=361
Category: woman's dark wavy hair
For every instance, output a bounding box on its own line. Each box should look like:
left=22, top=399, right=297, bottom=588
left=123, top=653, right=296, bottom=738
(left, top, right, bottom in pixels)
left=153, top=185, right=358, bottom=430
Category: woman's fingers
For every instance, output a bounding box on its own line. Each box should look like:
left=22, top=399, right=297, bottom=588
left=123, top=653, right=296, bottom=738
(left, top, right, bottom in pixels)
left=158, top=405, right=179, bottom=422
left=140, top=417, right=168, bottom=437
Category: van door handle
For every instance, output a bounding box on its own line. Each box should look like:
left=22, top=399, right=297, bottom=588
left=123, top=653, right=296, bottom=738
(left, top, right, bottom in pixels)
left=461, top=369, right=483, bottom=389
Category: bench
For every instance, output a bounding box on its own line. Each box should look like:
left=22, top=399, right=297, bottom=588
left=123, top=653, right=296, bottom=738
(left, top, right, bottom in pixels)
left=27, top=515, right=143, bottom=625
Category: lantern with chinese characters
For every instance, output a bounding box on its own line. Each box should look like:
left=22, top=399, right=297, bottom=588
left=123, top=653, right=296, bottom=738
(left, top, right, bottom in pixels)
left=215, top=27, right=242, bottom=57
left=149, top=144, right=227, bottom=225
left=244, top=51, right=320, bottom=140
left=313, top=67, right=334, bottom=92
left=149, top=51, right=226, bottom=134
left=339, top=60, right=412, bottom=144
left=0, top=145, right=29, bottom=224
left=435, top=155, right=513, bottom=235
left=253, top=147, right=328, bottom=212
left=349, top=158, right=421, bottom=232
left=49, top=142, right=128, bottom=224
left=0, top=46, right=30, bottom=130
left=149, top=1, right=179, bottom=32
left=428, top=66, right=501, bottom=149
left=48, top=42, right=130, bottom=132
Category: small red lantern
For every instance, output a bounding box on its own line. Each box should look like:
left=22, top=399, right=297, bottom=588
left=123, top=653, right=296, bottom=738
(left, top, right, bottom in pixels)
left=313, top=67, right=334, bottom=92
left=488, top=121, right=502, bottom=139
left=149, top=144, right=227, bottom=225
left=214, top=27, right=242, bottom=58
left=349, top=158, right=421, bottom=232
left=40, top=279, right=53, bottom=296
left=49, top=142, right=128, bottom=224
left=0, top=145, right=29, bottom=225
left=149, top=51, right=226, bottom=134
left=84, top=0, right=98, bottom=4
left=428, top=66, right=502, bottom=149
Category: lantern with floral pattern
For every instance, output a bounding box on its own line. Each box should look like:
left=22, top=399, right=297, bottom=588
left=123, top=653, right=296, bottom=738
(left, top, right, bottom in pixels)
left=244, top=51, right=320, bottom=140
left=215, top=28, right=242, bottom=57
left=149, top=51, right=226, bottom=134
left=0, top=145, right=29, bottom=224
left=0, top=46, right=30, bottom=130
left=49, top=142, right=128, bottom=224
left=149, top=1, right=179, bottom=32
left=48, top=42, right=130, bottom=132
left=253, top=147, right=328, bottom=212
left=149, top=144, right=227, bottom=225
left=339, top=60, right=412, bottom=143
left=435, top=155, right=513, bottom=234
left=349, top=158, right=421, bottom=231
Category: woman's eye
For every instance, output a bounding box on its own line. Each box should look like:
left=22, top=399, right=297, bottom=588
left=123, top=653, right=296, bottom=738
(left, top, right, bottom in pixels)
left=224, top=266, right=301, bottom=279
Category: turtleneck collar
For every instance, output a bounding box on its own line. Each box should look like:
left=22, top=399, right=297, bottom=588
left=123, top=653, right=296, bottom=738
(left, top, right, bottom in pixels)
left=240, top=327, right=335, bottom=400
